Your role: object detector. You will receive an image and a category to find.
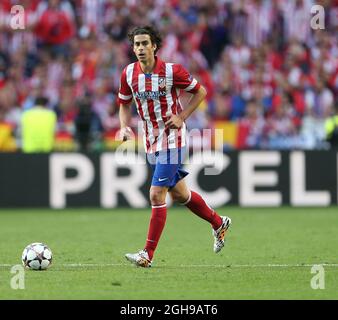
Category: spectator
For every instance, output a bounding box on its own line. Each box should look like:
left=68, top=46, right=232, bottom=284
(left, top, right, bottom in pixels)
left=238, top=99, right=265, bottom=149
left=35, top=0, right=76, bottom=58
left=265, top=98, right=301, bottom=149
left=211, top=90, right=232, bottom=121
left=281, top=0, right=313, bottom=45
left=0, top=108, right=17, bottom=151
left=325, top=99, right=338, bottom=149
left=74, top=96, right=103, bottom=152
left=54, top=81, right=77, bottom=136
left=91, top=78, right=115, bottom=130
left=21, top=96, right=57, bottom=152
left=305, top=78, right=334, bottom=119
left=0, top=0, right=336, bottom=152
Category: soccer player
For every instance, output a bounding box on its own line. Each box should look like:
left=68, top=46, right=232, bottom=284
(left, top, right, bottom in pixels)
left=118, top=26, right=231, bottom=268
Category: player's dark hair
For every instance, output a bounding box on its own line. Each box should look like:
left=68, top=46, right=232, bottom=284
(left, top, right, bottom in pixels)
left=128, top=26, right=162, bottom=55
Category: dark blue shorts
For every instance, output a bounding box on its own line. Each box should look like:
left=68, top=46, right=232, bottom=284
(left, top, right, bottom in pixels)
left=147, top=147, right=189, bottom=189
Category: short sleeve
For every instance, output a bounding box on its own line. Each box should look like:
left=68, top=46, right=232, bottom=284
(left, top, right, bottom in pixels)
left=173, top=64, right=201, bottom=93
left=118, top=68, right=133, bottom=105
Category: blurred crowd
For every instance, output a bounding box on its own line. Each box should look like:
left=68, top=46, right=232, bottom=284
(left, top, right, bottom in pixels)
left=0, top=0, right=337, bottom=152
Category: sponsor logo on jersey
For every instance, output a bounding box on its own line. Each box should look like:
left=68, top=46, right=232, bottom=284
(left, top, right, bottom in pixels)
left=134, top=91, right=167, bottom=100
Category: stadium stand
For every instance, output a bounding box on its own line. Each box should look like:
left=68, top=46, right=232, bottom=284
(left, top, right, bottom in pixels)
left=0, top=0, right=337, bottom=152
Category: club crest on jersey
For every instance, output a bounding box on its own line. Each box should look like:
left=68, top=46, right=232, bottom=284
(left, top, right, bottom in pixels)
left=159, top=77, right=166, bottom=89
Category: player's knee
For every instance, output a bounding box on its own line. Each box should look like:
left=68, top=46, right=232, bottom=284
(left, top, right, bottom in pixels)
left=170, top=190, right=188, bottom=204
left=150, top=188, right=166, bottom=206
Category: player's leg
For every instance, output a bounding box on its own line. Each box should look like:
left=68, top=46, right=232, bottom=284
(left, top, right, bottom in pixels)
left=125, top=185, right=169, bottom=268
left=168, top=178, right=190, bottom=203
left=169, top=179, right=222, bottom=229
left=125, top=150, right=174, bottom=267
left=144, top=185, right=168, bottom=261
left=169, top=179, right=231, bottom=253
left=143, top=148, right=188, bottom=261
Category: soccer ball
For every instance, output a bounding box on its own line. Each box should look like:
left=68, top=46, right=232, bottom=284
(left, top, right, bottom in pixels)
left=22, top=243, right=53, bottom=270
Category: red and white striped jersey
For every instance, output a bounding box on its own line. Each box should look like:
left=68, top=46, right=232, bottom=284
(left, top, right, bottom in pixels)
left=118, top=57, right=201, bottom=153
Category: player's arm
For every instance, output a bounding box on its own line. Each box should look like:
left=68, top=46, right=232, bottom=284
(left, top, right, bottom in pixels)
left=166, top=64, right=207, bottom=129
left=118, top=67, right=134, bottom=140
left=180, top=85, right=207, bottom=121
left=165, top=86, right=207, bottom=129
left=119, top=102, right=133, bottom=141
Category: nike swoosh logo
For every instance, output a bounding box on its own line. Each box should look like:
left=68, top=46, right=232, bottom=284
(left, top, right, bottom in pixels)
left=158, top=178, right=168, bottom=181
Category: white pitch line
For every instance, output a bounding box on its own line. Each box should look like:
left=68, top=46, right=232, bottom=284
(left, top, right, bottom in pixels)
left=177, top=263, right=338, bottom=268
left=0, top=263, right=337, bottom=268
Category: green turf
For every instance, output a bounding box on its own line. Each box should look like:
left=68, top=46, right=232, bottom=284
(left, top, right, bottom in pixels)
left=0, top=207, right=337, bottom=299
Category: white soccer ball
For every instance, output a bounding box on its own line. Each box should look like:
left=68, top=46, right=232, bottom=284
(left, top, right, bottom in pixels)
left=22, top=243, right=53, bottom=270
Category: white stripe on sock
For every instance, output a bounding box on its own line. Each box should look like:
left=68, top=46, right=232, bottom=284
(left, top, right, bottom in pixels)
left=152, top=204, right=167, bottom=209
left=180, top=191, right=192, bottom=206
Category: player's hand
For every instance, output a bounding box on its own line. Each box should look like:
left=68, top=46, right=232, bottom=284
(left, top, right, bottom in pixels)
left=165, top=115, right=184, bottom=129
left=119, top=126, right=133, bottom=141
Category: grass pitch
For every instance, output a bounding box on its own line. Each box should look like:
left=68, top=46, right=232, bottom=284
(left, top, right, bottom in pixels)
left=0, top=207, right=337, bottom=300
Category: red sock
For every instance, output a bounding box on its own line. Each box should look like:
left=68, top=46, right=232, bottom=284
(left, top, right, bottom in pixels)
left=184, top=191, right=222, bottom=230
left=144, top=204, right=167, bottom=260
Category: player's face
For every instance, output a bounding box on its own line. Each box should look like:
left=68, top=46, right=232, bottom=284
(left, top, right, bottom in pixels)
left=133, top=34, right=156, bottom=63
